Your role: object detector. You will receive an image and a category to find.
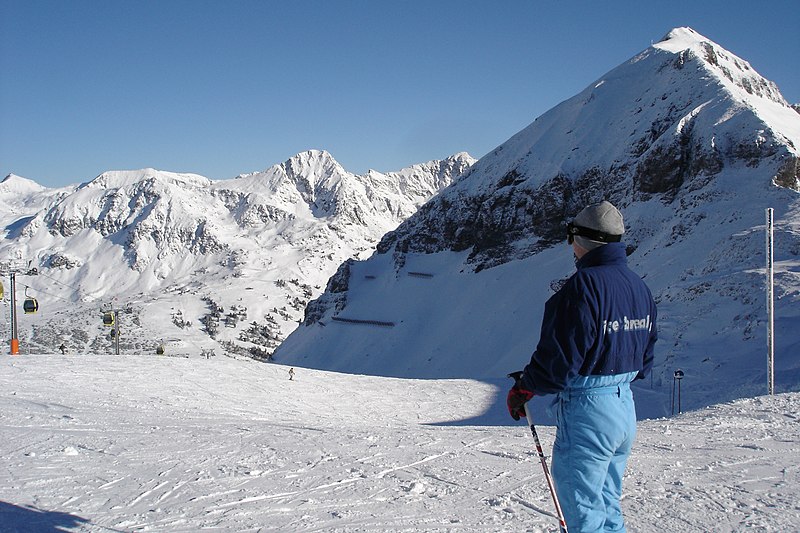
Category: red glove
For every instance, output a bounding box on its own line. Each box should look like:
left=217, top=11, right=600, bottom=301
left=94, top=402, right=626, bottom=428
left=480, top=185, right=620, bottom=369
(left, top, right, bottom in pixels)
left=507, top=385, right=534, bottom=421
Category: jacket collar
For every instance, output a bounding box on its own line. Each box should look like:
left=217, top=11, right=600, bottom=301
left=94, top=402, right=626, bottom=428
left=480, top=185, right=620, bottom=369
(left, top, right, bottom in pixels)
left=576, top=242, right=628, bottom=269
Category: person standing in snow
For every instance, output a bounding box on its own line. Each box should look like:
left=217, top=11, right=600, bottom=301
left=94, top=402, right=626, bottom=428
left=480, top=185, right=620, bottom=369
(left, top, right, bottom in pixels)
left=507, top=200, right=657, bottom=533
left=288, top=368, right=295, bottom=381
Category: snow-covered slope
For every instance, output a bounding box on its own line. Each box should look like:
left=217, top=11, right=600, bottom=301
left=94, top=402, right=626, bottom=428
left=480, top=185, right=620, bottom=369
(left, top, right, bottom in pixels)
left=1, top=354, right=798, bottom=532
left=0, top=151, right=475, bottom=357
left=0, top=174, right=72, bottom=239
left=275, top=28, right=800, bottom=416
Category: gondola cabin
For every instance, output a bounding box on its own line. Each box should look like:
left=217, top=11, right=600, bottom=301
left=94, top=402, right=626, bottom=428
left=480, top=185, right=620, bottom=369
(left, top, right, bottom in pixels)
left=23, top=297, right=39, bottom=314
left=102, top=312, right=115, bottom=327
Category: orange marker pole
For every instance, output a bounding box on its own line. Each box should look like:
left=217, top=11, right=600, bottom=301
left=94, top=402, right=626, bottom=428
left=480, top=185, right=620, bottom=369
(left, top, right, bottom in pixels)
left=10, top=272, right=19, bottom=355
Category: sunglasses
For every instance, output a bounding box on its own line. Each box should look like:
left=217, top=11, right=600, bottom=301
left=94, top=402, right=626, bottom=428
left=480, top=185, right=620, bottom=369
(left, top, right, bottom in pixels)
left=566, top=222, right=622, bottom=245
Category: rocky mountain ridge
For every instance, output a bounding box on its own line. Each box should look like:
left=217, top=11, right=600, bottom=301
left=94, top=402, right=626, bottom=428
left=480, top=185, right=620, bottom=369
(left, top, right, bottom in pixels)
left=0, top=150, right=475, bottom=356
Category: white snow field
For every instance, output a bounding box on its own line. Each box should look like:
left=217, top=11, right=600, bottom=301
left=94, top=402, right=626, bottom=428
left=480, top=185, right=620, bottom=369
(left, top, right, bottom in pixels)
left=1, top=354, right=798, bottom=532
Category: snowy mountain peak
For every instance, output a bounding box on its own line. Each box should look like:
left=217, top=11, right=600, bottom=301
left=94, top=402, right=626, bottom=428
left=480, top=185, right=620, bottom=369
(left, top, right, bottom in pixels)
left=0, top=174, right=61, bottom=218
left=655, top=26, right=708, bottom=50
left=82, top=168, right=211, bottom=191
left=0, top=173, right=46, bottom=195
left=365, top=29, right=799, bottom=270
left=381, top=152, right=477, bottom=193
left=224, top=150, right=352, bottom=218
left=225, top=150, right=475, bottom=224
left=653, top=27, right=788, bottom=108
left=278, top=150, right=349, bottom=214
left=282, top=149, right=344, bottom=177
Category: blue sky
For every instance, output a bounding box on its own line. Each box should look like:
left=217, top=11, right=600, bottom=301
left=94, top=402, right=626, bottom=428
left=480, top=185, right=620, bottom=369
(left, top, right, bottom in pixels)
left=1, top=1, right=798, bottom=187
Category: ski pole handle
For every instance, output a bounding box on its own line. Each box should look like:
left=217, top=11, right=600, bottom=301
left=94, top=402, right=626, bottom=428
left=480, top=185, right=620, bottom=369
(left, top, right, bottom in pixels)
left=508, top=371, right=535, bottom=422
left=507, top=371, right=523, bottom=385
left=524, top=401, right=535, bottom=427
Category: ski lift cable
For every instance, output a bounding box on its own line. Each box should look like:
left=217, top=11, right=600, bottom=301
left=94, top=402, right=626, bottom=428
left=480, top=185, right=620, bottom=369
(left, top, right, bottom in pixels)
left=22, top=284, right=71, bottom=304
left=35, top=271, right=98, bottom=302
left=19, top=283, right=73, bottom=304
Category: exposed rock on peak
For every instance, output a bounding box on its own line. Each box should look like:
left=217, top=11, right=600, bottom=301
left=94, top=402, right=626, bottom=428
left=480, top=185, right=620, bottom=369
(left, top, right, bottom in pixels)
left=654, top=27, right=788, bottom=107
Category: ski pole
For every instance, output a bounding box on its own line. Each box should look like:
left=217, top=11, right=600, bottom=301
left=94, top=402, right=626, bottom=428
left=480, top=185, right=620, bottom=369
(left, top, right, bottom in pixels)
left=523, top=401, right=568, bottom=533
left=509, top=372, right=568, bottom=533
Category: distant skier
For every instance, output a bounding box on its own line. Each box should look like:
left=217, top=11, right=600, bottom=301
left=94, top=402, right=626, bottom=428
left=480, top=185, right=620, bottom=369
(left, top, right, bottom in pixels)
left=59, top=343, right=67, bottom=355
left=507, top=201, right=657, bottom=532
left=288, top=367, right=295, bottom=381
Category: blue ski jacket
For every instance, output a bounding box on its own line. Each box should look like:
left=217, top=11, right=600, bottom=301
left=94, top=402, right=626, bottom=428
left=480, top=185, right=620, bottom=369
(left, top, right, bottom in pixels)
left=520, top=242, right=657, bottom=395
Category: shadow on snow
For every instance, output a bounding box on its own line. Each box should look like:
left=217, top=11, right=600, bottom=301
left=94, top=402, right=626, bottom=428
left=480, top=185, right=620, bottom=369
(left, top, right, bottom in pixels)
left=428, top=379, right=670, bottom=427
left=0, top=501, right=90, bottom=533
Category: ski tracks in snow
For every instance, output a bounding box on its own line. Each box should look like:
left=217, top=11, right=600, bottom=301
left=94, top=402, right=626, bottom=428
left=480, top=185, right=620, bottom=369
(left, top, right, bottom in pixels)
left=1, top=356, right=799, bottom=532
left=625, top=396, right=800, bottom=532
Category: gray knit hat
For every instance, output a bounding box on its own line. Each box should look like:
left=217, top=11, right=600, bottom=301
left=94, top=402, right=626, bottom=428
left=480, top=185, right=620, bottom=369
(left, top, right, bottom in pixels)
left=570, top=200, right=625, bottom=251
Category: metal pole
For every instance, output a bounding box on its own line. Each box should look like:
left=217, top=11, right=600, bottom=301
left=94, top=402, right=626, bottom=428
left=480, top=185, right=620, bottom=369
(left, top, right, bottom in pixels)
left=114, top=310, right=120, bottom=356
left=10, top=272, right=19, bottom=355
left=673, top=370, right=684, bottom=415
left=766, top=208, right=775, bottom=395
left=671, top=375, right=675, bottom=415
left=508, top=372, right=568, bottom=532
left=524, top=403, right=569, bottom=533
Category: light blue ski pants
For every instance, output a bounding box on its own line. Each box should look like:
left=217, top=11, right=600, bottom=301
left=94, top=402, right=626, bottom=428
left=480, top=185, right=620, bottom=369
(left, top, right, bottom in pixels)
left=551, top=372, right=638, bottom=533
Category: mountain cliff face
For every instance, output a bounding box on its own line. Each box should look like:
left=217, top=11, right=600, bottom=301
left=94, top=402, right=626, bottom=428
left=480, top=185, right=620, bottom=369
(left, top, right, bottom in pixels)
left=0, top=151, right=474, bottom=356
left=215, top=150, right=473, bottom=240
left=275, top=28, right=800, bottom=415
left=374, top=27, right=799, bottom=272
left=41, top=170, right=223, bottom=272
